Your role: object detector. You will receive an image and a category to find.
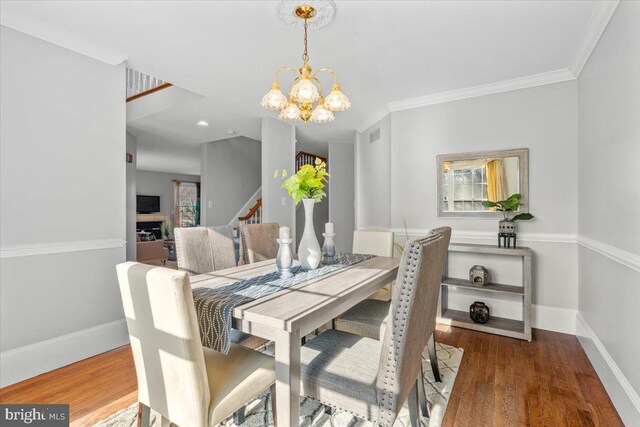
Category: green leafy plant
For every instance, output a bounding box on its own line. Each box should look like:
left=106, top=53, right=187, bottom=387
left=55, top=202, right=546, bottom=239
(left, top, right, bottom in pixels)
left=160, top=221, right=171, bottom=239
left=482, top=193, right=534, bottom=221
left=274, top=158, right=329, bottom=205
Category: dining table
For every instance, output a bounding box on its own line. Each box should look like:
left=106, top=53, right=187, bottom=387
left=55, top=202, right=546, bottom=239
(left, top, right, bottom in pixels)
left=189, top=254, right=400, bottom=427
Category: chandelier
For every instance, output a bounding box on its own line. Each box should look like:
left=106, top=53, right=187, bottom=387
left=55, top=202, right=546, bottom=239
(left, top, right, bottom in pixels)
left=261, top=4, right=350, bottom=124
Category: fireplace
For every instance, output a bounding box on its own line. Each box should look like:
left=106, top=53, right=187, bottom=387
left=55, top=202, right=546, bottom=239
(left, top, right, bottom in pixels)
left=137, top=221, right=163, bottom=239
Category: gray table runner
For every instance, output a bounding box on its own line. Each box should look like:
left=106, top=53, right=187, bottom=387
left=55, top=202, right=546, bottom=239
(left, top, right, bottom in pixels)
left=192, top=252, right=375, bottom=354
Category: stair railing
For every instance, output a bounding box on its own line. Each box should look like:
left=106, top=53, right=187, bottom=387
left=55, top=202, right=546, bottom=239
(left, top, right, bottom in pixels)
left=126, top=68, right=172, bottom=102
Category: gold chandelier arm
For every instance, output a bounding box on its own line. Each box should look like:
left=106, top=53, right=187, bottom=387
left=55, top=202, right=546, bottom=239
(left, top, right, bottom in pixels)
left=313, top=77, right=325, bottom=98
left=275, top=66, right=300, bottom=81
left=311, top=68, right=339, bottom=85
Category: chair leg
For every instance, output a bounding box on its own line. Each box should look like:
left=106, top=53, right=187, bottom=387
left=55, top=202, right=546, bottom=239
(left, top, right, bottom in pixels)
left=417, top=365, right=430, bottom=419
left=407, top=381, right=421, bottom=427
left=428, top=334, right=441, bottom=383
left=270, top=384, right=277, bottom=426
left=233, top=405, right=246, bottom=425
left=137, top=403, right=151, bottom=427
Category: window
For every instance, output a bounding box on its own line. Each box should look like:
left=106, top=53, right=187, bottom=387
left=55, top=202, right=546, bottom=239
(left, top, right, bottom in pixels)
left=442, top=166, right=489, bottom=212
left=177, top=182, right=200, bottom=227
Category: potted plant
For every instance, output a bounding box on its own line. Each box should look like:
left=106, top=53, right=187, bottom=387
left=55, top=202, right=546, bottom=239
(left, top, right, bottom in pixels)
left=275, top=158, right=329, bottom=269
left=482, top=193, right=534, bottom=236
left=160, top=220, right=171, bottom=240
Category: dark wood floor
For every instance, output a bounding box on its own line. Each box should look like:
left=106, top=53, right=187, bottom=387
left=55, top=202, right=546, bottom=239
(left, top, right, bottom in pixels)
left=0, top=327, right=622, bottom=427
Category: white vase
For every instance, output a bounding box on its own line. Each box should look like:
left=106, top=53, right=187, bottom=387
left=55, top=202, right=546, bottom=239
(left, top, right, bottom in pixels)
left=298, top=198, right=321, bottom=269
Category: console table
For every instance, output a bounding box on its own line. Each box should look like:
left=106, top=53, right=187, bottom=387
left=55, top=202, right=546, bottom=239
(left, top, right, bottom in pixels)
left=438, top=243, right=532, bottom=341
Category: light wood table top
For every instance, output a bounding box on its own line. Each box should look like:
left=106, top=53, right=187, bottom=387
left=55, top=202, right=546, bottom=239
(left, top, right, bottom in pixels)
left=190, top=255, right=400, bottom=427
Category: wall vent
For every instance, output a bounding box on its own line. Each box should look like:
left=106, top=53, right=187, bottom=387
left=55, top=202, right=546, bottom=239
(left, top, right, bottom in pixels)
left=369, top=128, right=381, bottom=143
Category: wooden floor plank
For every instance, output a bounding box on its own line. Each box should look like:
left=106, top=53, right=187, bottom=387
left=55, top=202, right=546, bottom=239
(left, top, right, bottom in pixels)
left=0, top=328, right=624, bottom=427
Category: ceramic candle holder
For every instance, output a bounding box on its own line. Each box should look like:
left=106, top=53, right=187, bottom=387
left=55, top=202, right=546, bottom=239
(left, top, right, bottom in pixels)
left=322, top=232, right=336, bottom=264
left=276, top=238, right=294, bottom=276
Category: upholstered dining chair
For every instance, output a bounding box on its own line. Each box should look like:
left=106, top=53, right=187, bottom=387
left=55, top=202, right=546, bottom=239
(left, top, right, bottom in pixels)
left=299, top=231, right=450, bottom=426
left=116, top=262, right=276, bottom=427
left=335, top=226, right=452, bottom=387
left=241, top=222, right=280, bottom=264
left=352, top=230, right=395, bottom=300
left=174, top=225, right=267, bottom=417
left=174, top=226, right=237, bottom=275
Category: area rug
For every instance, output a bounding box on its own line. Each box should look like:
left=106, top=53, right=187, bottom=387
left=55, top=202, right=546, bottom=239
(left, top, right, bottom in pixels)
left=94, top=342, right=463, bottom=427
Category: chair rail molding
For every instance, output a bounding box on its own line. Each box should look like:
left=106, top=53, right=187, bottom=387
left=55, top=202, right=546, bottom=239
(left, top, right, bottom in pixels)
left=577, top=235, right=640, bottom=273
left=0, top=237, right=126, bottom=258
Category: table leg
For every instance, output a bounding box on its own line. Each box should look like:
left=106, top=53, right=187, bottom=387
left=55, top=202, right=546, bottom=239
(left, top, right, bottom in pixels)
left=274, top=328, right=301, bottom=427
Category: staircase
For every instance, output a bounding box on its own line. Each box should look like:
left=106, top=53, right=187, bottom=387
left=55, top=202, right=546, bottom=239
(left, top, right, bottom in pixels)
left=235, top=151, right=327, bottom=225
left=126, top=68, right=172, bottom=102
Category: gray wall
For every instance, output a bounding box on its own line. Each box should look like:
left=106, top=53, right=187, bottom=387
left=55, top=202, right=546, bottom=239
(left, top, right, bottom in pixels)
left=576, top=2, right=640, bottom=424
left=136, top=169, right=200, bottom=217
left=126, top=132, right=137, bottom=261
left=0, top=27, right=126, bottom=385
left=200, top=136, right=261, bottom=226
left=329, top=142, right=355, bottom=252
left=261, top=118, right=296, bottom=238
left=356, top=81, right=579, bottom=319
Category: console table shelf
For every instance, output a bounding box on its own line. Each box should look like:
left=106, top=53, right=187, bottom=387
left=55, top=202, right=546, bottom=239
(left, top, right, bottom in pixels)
left=438, top=243, right=532, bottom=341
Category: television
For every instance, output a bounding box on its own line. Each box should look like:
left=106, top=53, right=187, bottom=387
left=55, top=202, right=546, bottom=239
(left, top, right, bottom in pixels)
left=137, top=195, right=160, bottom=213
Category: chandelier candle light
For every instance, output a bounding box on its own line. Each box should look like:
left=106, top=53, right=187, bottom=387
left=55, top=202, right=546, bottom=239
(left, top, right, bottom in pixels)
left=261, top=4, right=351, bottom=124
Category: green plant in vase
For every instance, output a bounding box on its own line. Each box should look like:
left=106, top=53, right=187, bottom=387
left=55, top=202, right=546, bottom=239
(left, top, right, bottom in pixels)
left=274, top=158, right=329, bottom=269
left=482, top=193, right=534, bottom=238
left=274, top=157, right=329, bottom=204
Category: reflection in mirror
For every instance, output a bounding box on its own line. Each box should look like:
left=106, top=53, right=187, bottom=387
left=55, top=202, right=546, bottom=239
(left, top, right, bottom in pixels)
left=437, top=149, right=528, bottom=218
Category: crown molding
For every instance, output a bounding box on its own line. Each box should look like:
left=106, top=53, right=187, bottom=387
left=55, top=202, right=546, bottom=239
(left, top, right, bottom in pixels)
left=356, top=105, right=391, bottom=134
left=356, top=68, right=575, bottom=132
left=1, top=238, right=126, bottom=258
left=387, top=69, right=575, bottom=113
left=568, top=0, right=620, bottom=77
left=0, top=14, right=127, bottom=66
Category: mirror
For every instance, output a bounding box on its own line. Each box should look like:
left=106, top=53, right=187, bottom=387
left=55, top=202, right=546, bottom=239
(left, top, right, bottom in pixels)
left=437, top=148, right=528, bottom=218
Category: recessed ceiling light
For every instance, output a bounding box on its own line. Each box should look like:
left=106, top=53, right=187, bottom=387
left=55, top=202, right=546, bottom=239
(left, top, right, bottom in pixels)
left=226, top=130, right=236, bottom=135
left=196, top=120, right=210, bottom=127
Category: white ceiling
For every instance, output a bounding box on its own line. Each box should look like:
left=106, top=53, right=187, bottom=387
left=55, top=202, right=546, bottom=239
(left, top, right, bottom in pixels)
left=1, top=1, right=599, bottom=146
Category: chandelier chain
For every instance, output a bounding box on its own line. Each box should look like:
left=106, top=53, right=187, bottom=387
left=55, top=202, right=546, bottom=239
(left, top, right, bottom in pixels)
left=302, top=18, right=309, bottom=63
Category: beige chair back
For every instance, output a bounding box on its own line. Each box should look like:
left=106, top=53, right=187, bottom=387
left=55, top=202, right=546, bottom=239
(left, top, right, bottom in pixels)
left=175, top=226, right=237, bottom=275
left=175, top=227, right=214, bottom=275
left=116, top=262, right=210, bottom=427
left=208, top=225, right=237, bottom=271
left=242, top=222, right=280, bottom=264
left=375, top=231, right=449, bottom=425
left=352, top=230, right=394, bottom=256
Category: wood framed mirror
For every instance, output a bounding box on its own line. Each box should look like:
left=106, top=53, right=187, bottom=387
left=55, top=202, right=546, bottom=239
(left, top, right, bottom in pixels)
left=437, top=148, right=529, bottom=218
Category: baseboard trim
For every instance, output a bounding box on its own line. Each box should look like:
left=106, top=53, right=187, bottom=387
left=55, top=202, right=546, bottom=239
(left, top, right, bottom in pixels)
left=576, top=313, right=640, bottom=425
left=0, top=238, right=125, bottom=258
left=533, top=304, right=576, bottom=335
left=0, top=319, right=129, bottom=387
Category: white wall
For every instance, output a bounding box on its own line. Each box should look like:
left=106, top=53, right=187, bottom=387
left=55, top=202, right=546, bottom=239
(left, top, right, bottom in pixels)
left=356, top=115, right=392, bottom=229
left=261, top=118, right=296, bottom=237
left=356, top=80, right=579, bottom=329
left=135, top=129, right=201, bottom=175
left=136, top=169, right=200, bottom=216
left=126, top=132, right=137, bottom=261
left=329, top=142, right=356, bottom=252
left=200, top=136, right=261, bottom=226
left=576, top=2, right=640, bottom=424
left=0, top=26, right=127, bottom=386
